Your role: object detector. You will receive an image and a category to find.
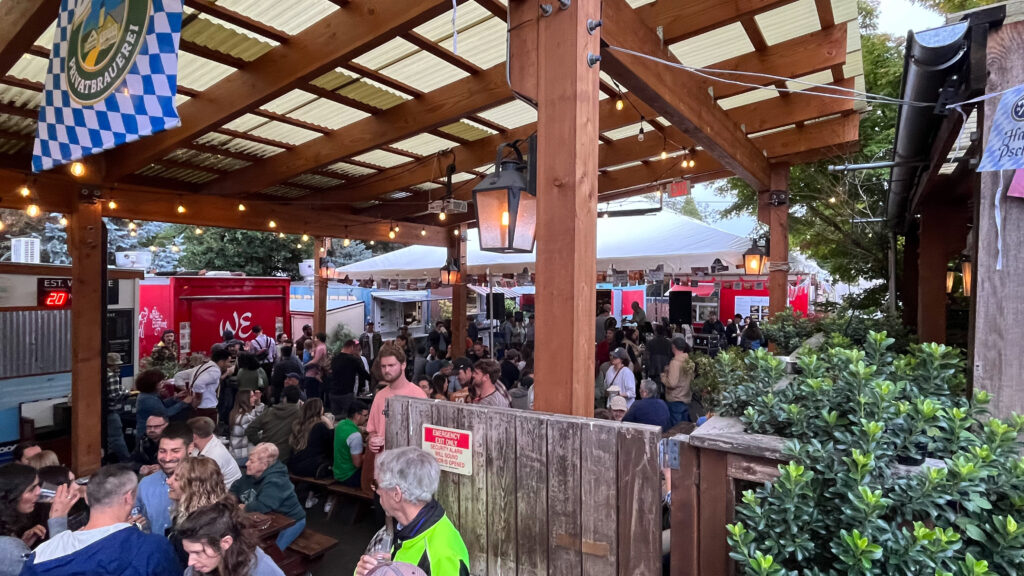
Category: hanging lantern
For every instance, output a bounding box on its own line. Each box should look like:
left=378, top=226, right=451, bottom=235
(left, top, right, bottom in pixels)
left=946, top=270, right=955, bottom=294
left=319, top=257, right=335, bottom=279
left=472, top=138, right=537, bottom=254
left=743, top=239, right=767, bottom=276
left=961, top=254, right=973, bottom=298
left=440, top=258, right=461, bottom=285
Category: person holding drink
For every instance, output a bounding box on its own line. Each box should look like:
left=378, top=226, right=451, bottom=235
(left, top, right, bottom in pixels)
left=365, top=345, right=427, bottom=455
left=354, top=447, right=469, bottom=576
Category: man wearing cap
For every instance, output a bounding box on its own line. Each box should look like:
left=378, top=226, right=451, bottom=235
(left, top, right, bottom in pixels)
left=105, top=352, right=132, bottom=463
left=271, top=342, right=303, bottom=404
left=609, top=396, right=629, bottom=421
left=284, top=373, right=308, bottom=402
left=449, top=357, right=474, bottom=403
left=328, top=339, right=371, bottom=416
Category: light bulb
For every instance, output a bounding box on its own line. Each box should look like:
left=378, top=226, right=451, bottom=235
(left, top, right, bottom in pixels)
left=829, top=196, right=837, bottom=204
left=26, top=204, right=40, bottom=217
left=107, top=200, right=117, bottom=210
left=420, top=229, right=427, bottom=237
left=278, top=232, right=285, bottom=238
left=501, top=210, right=509, bottom=226
left=393, top=225, right=400, bottom=233
left=59, top=216, right=68, bottom=226
left=18, top=186, right=30, bottom=198
left=319, top=247, right=325, bottom=253
left=70, top=162, right=85, bottom=177
left=660, top=150, right=668, bottom=160
left=296, top=243, right=303, bottom=248
left=129, top=230, right=137, bottom=237
left=438, top=212, right=446, bottom=221
left=637, top=128, right=645, bottom=142
left=369, top=240, right=375, bottom=246
left=177, top=204, right=186, bottom=214
left=268, top=220, right=277, bottom=229
left=615, top=98, right=624, bottom=111
left=689, top=160, right=696, bottom=168
left=454, top=229, right=460, bottom=236
left=343, top=238, right=350, bottom=247
left=128, top=221, right=137, bottom=230
left=301, top=234, right=309, bottom=242
left=194, top=227, right=203, bottom=235
left=388, top=229, right=396, bottom=240
left=237, top=203, right=246, bottom=212
left=149, top=246, right=157, bottom=252
left=0, top=220, right=4, bottom=232
left=171, top=245, right=180, bottom=253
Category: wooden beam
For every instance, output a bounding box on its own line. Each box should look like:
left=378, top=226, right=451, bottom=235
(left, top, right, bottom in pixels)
left=531, top=0, right=601, bottom=417
left=404, top=31, right=483, bottom=75
left=205, top=65, right=512, bottom=196
left=69, top=197, right=103, bottom=476
left=0, top=101, right=39, bottom=120
left=100, top=0, right=453, bottom=181
left=635, top=0, right=799, bottom=44
left=728, top=78, right=857, bottom=135
left=313, top=237, right=328, bottom=335
left=766, top=164, right=789, bottom=318
left=601, top=0, right=771, bottom=189
left=752, top=114, right=860, bottom=162
left=0, top=0, right=60, bottom=78
left=186, top=0, right=291, bottom=44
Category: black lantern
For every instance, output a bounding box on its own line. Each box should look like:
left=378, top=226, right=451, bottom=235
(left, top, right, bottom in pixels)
left=961, top=253, right=973, bottom=298
left=318, top=257, right=335, bottom=280
left=440, top=258, right=461, bottom=285
left=743, top=239, right=767, bottom=276
left=472, top=138, right=537, bottom=254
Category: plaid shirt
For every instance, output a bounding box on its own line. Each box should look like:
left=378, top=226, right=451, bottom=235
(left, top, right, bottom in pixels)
left=107, top=370, right=126, bottom=411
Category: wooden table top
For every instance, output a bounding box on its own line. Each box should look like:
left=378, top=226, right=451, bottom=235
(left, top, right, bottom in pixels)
left=250, top=512, right=296, bottom=542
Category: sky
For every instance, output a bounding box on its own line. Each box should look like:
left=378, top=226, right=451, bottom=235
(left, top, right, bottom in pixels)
left=669, top=0, right=945, bottom=239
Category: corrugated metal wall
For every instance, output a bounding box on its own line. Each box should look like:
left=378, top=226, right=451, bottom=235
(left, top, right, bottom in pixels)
left=0, top=310, right=71, bottom=379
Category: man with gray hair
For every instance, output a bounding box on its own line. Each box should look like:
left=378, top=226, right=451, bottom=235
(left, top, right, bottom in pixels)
left=355, top=447, right=470, bottom=576
left=21, top=465, right=178, bottom=575
left=622, top=379, right=673, bottom=431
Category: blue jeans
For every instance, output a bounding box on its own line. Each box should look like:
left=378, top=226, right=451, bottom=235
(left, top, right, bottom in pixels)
left=276, top=517, right=306, bottom=551
left=667, top=402, right=689, bottom=427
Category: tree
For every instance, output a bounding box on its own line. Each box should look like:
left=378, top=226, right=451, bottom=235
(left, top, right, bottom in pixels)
left=713, top=1, right=905, bottom=298
left=176, top=226, right=314, bottom=279
left=909, top=0, right=999, bottom=13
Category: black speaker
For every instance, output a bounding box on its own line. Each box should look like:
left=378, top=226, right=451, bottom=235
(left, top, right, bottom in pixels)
left=489, top=293, right=506, bottom=317
left=669, top=291, right=692, bottom=325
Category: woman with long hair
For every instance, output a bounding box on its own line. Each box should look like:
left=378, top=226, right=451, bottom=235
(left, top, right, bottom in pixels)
left=429, top=373, right=449, bottom=400
left=741, top=320, right=764, bottom=351
left=229, top=390, right=260, bottom=459
left=167, top=457, right=230, bottom=569
left=287, top=398, right=334, bottom=478
left=178, top=501, right=284, bottom=576
left=0, top=464, right=78, bottom=576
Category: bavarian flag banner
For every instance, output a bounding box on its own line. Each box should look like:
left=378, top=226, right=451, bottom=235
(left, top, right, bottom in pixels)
left=32, top=0, right=182, bottom=172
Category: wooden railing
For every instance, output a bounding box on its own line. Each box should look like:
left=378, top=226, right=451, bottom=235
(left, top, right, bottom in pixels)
left=385, top=397, right=664, bottom=576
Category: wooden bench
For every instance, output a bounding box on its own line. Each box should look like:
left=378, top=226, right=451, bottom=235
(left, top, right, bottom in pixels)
left=290, top=474, right=374, bottom=523
left=273, top=529, right=339, bottom=576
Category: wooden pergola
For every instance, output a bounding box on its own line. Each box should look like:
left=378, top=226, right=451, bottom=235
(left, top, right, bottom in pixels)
left=0, top=0, right=864, bottom=474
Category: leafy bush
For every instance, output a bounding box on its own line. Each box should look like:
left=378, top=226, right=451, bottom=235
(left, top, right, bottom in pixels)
left=762, top=307, right=915, bottom=355
left=719, top=332, right=1024, bottom=576
left=692, top=350, right=747, bottom=415
left=326, top=323, right=358, bottom=356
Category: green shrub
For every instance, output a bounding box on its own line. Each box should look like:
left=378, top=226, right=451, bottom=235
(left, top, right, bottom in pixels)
left=762, top=307, right=915, bottom=355
left=720, top=332, right=1024, bottom=576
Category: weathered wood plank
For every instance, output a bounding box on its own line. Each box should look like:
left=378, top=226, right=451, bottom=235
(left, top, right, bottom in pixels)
left=384, top=395, right=410, bottom=450
left=698, top=449, right=731, bottom=576
left=547, top=418, right=582, bottom=574
left=516, top=411, right=548, bottom=576
left=407, top=398, right=432, bottom=449
left=727, top=453, right=784, bottom=483
left=432, top=401, right=461, bottom=529
left=671, top=437, right=700, bottom=576
left=688, top=416, right=788, bottom=460
left=69, top=201, right=104, bottom=476
left=486, top=409, right=518, bottom=576
left=459, top=406, right=490, bottom=574
left=582, top=421, right=618, bottom=576
left=617, top=426, right=662, bottom=576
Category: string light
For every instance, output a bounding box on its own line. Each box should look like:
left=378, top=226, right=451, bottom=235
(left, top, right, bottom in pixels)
left=107, top=199, right=118, bottom=210
left=301, top=234, right=309, bottom=242
left=194, top=227, right=203, bottom=235
left=393, top=224, right=400, bottom=233
left=637, top=124, right=645, bottom=142
left=129, top=229, right=137, bottom=237
left=59, top=216, right=68, bottom=226
left=149, top=246, right=158, bottom=252
left=615, top=98, right=624, bottom=111
left=343, top=238, right=351, bottom=247
left=171, top=245, right=180, bottom=253
left=438, top=211, right=447, bottom=222
left=388, top=228, right=396, bottom=240
left=296, top=243, right=303, bottom=249
left=69, top=162, right=85, bottom=177
left=660, top=149, right=668, bottom=160
left=420, top=228, right=427, bottom=237
left=237, top=203, right=246, bottom=212
left=177, top=204, right=186, bottom=214
left=369, top=240, right=375, bottom=246
left=0, top=220, right=5, bottom=232
left=454, top=229, right=460, bottom=236
left=26, top=204, right=40, bottom=217
left=278, top=232, right=285, bottom=238
left=19, top=186, right=30, bottom=198
left=268, top=220, right=277, bottom=229
left=127, top=221, right=137, bottom=230
left=829, top=196, right=837, bottom=204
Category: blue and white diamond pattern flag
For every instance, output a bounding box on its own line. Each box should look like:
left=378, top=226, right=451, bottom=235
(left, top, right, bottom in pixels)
left=32, top=0, right=182, bottom=172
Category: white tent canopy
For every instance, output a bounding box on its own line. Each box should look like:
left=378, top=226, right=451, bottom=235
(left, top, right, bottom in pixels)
left=338, top=211, right=751, bottom=280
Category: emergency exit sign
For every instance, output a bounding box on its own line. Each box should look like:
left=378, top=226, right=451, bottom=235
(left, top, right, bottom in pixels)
left=422, top=424, right=473, bottom=476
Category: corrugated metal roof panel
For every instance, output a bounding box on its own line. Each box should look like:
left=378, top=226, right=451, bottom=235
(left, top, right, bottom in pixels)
left=0, top=84, right=42, bottom=109
left=0, top=114, right=36, bottom=135
left=756, top=0, right=820, bottom=46
left=351, top=149, right=413, bottom=168
left=832, top=0, right=858, bottom=23
left=415, top=2, right=493, bottom=42
left=204, top=134, right=285, bottom=158
left=260, top=90, right=318, bottom=115
left=0, top=310, right=71, bottom=379
left=260, top=185, right=309, bottom=198
left=440, top=120, right=495, bottom=141
left=352, top=38, right=419, bottom=71
left=379, top=50, right=469, bottom=93
left=718, top=89, right=778, bottom=110
left=182, top=7, right=281, bottom=45
left=165, top=148, right=250, bottom=171
left=669, top=22, right=753, bottom=68
left=181, top=15, right=275, bottom=62
left=138, top=164, right=219, bottom=183
left=8, top=54, right=47, bottom=82
left=451, top=172, right=476, bottom=183
left=289, top=173, right=344, bottom=188
left=249, top=120, right=322, bottom=145
left=325, top=162, right=377, bottom=177
left=311, top=69, right=359, bottom=91
left=602, top=120, right=655, bottom=141
left=287, top=98, right=370, bottom=130
left=222, top=114, right=267, bottom=133
left=337, top=78, right=410, bottom=110
left=476, top=100, right=536, bottom=129
left=216, top=0, right=337, bottom=35
left=390, top=133, right=457, bottom=156
left=438, top=17, right=507, bottom=69
left=178, top=52, right=236, bottom=91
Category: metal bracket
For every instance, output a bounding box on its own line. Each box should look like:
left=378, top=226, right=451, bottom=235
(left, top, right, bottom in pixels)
left=539, top=3, right=553, bottom=16
left=79, top=188, right=102, bottom=204
left=661, top=437, right=682, bottom=470
left=769, top=190, right=789, bottom=207
left=558, top=0, right=571, bottom=9
left=586, top=19, right=602, bottom=34
left=587, top=53, right=601, bottom=68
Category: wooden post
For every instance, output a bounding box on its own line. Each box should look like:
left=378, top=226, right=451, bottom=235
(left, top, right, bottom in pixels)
left=917, top=200, right=970, bottom=344
left=527, top=0, right=602, bottom=416
left=313, top=237, right=328, bottom=337
left=449, top=225, right=467, bottom=358
left=974, top=20, right=1024, bottom=418
left=69, top=197, right=103, bottom=476
left=767, top=164, right=790, bottom=317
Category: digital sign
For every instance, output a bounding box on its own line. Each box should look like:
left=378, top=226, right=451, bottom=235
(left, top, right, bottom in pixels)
left=37, top=278, right=72, bottom=308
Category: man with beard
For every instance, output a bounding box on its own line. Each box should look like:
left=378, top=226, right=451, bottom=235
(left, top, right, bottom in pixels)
left=136, top=423, right=192, bottom=537
left=132, top=414, right=169, bottom=476
left=366, top=344, right=427, bottom=455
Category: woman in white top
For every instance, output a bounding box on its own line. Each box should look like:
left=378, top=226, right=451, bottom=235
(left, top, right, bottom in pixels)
left=604, top=348, right=637, bottom=409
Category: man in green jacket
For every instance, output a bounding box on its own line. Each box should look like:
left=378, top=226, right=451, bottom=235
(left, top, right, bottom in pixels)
left=355, top=447, right=469, bottom=576
left=245, top=385, right=302, bottom=461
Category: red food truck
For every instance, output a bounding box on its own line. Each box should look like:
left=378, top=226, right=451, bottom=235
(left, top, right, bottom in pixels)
left=138, top=275, right=291, bottom=362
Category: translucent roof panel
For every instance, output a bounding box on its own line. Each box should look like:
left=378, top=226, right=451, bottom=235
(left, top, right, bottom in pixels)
left=165, top=149, right=251, bottom=172
left=215, top=0, right=338, bottom=35
left=412, top=182, right=443, bottom=191
left=222, top=114, right=268, bottom=134
left=324, top=162, right=377, bottom=177
left=200, top=134, right=285, bottom=158
left=310, top=69, right=360, bottom=91
left=0, top=84, right=43, bottom=109
left=669, top=23, right=753, bottom=68
left=0, top=114, right=36, bottom=136
left=440, top=120, right=496, bottom=141
left=756, top=0, right=820, bottom=46
left=351, top=149, right=414, bottom=169
left=260, top=90, right=319, bottom=115
left=352, top=38, right=419, bottom=71
left=286, top=98, right=370, bottom=131
left=438, top=17, right=507, bottom=69
left=450, top=172, right=477, bottom=183
left=832, top=0, right=858, bottom=24
left=177, top=52, right=236, bottom=92
left=182, top=7, right=282, bottom=45
left=415, top=2, right=494, bottom=42
left=138, top=164, right=218, bottom=184
left=260, top=185, right=309, bottom=198
left=390, top=133, right=458, bottom=156
left=603, top=120, right=656, bottom=141
left=717, top=88, right=779, bottom=111
left=181, top=16, right=276, bottom=62
left=785, top=70, right=837, bottom=93
left=248, top=121, right=322, bottom=146
left=289, top=173, right=344, bottom=188
left=8, top=54, right=47, bottom=82
left=33, top=21, right=57, bottom=49
left=337, top=77, right=411, bottom=110
left=476, top=100, right=537, bottom=129
left=378, top=51, right=470, bottom=93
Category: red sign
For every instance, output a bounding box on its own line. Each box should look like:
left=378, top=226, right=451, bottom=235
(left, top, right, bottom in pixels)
left=669, top=180, right=690, bottom=198
left=422, top=424, right=473, bottom=475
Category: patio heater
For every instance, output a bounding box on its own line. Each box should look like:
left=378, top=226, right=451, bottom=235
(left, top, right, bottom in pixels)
left=440, top=258, right=461, bottom=286
left=472, top=136, right=537, bottom=254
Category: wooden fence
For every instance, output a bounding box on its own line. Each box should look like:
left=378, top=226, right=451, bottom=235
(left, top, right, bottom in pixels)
left=385, top=397, right=663, bottom=576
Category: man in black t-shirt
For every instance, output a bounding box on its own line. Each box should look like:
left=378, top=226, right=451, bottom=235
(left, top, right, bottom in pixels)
left=328, top=340, right=370, bottom=417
